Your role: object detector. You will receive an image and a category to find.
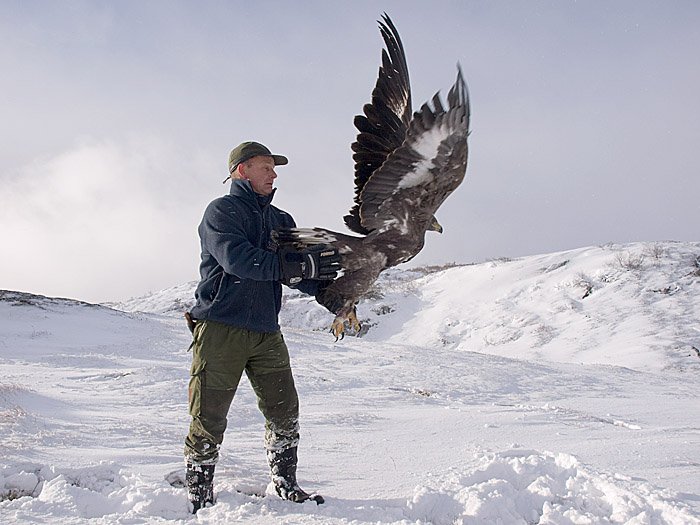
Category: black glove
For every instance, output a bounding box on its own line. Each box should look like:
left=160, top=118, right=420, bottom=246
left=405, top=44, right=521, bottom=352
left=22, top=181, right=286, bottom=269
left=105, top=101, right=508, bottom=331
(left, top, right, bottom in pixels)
left=279, top=244, right=341, bottom=286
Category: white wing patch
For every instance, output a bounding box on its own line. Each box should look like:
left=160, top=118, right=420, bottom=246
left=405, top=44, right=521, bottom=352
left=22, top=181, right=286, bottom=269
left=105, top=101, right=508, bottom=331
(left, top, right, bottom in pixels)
left=397, top=163, right=434, bottom=189
left=397, top=124, right=449, bottom=190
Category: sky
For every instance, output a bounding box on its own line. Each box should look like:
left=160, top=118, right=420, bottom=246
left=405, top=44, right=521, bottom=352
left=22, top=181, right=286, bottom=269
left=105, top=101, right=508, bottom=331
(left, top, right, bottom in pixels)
left=1, top=0, right=699, bottom=303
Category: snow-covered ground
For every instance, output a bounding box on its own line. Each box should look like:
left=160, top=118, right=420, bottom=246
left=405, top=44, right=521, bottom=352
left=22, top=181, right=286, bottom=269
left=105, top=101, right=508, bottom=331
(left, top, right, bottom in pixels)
left=1, top=241, right=699, bottom=524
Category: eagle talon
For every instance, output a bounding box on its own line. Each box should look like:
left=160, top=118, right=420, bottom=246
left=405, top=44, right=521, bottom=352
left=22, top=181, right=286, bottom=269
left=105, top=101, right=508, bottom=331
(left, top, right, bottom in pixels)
left=347, top=309, right=361, bottom=335
left=329, top=308, right=362, bottom=340
left=330, top=317, right=346, bottom=341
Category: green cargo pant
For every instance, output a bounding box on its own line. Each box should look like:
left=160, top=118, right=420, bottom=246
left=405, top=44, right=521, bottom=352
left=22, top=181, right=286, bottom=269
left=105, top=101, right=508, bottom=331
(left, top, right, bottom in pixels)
left=184, top=320, right=300, bottom=465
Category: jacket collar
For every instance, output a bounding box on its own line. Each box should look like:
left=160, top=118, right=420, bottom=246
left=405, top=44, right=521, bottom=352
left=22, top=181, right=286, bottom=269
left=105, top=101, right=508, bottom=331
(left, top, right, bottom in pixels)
left=229, top=179, right=276, bottom=208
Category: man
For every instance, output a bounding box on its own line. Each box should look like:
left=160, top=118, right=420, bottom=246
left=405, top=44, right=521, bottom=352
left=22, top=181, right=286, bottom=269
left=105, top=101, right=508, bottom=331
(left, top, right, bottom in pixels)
left=184, top=141, right=340, bottom=513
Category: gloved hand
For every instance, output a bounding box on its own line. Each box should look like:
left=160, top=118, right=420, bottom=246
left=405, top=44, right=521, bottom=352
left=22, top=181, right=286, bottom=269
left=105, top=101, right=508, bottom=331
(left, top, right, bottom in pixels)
left=279, top=244, right=341, bottom=286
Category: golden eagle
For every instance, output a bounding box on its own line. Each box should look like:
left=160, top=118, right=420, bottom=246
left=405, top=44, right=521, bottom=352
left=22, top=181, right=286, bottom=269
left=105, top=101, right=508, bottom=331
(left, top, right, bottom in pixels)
left=275, top=14, right=470, bottom=338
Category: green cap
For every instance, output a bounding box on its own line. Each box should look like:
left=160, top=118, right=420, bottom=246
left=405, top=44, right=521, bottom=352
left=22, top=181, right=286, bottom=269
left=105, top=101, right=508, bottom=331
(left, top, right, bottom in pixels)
left=228, top=141, right=288, bottom=174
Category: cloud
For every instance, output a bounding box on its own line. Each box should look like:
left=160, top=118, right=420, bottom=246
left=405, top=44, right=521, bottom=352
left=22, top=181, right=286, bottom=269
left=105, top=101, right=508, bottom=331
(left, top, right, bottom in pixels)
left=0, top=136, right=213, bottom=302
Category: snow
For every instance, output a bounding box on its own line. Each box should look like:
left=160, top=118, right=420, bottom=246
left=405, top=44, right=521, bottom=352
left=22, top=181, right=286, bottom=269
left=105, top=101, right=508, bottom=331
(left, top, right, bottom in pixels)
left=1, top=241, right=699, bottom=524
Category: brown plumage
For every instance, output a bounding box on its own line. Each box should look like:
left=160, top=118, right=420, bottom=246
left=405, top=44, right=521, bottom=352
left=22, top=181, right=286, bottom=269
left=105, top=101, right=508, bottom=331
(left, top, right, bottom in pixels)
left=274, top=14, right=470, bottom=338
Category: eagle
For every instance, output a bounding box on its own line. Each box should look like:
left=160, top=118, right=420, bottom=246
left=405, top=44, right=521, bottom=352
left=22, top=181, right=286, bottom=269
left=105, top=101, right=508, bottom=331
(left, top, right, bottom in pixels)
left=275, top=14, right=470, bottom=339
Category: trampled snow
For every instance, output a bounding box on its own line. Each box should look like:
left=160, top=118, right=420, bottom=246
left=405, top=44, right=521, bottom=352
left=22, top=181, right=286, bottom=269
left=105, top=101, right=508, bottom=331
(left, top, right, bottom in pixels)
left=1, top=241, right=699, bottom=524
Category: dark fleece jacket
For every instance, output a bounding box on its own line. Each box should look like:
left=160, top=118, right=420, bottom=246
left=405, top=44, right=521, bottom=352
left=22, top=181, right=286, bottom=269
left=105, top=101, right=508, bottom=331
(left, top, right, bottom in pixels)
left=190, top=179, right=320, bottom=333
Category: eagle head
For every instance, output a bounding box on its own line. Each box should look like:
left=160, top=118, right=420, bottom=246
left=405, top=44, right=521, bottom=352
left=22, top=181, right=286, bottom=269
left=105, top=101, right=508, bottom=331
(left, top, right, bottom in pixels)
left=429, top=215, right=444, bottom=234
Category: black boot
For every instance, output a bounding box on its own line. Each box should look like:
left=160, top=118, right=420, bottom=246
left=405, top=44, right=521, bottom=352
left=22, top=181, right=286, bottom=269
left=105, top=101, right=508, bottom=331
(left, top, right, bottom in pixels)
left=268, top=447, right=324, bottom=504
left=186, top=463, right=215, bottom=514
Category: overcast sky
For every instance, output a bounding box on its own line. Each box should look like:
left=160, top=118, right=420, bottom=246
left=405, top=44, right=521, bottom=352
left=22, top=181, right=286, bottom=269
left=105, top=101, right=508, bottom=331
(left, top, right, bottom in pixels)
left=1, top=1, right=699, bottom=303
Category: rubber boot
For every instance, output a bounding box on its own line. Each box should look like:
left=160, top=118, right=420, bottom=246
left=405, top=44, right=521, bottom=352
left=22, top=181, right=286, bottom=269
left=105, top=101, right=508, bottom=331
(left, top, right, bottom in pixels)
left=186, top=463, right=215, bottom=513
left=268, top=447, right=324, bottom=504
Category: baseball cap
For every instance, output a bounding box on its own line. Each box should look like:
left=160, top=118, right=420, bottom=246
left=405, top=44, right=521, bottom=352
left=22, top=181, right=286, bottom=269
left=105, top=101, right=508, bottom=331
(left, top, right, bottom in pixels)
left=228, top=141, right=288, bottom=174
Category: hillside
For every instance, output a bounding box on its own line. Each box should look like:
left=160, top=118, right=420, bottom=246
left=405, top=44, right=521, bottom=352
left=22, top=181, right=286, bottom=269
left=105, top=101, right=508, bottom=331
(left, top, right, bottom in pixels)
left=118, top=241, right=700, bottom=371
left=2, top=241, right=699, bottom=524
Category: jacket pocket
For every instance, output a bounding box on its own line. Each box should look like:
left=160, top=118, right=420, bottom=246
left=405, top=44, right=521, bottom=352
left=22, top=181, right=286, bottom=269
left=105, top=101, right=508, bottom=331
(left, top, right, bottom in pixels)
left=210, top=272, right=226, bottom=304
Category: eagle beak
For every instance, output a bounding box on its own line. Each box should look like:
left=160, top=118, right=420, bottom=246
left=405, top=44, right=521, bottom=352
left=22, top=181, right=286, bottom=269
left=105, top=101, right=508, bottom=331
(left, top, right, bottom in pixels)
left=430, top=216, right=444, bottom=234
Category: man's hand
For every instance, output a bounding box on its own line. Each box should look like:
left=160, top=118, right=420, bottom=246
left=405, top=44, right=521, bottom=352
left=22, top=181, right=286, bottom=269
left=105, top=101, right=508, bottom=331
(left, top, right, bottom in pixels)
left=279, top=244, right=341, bottom=286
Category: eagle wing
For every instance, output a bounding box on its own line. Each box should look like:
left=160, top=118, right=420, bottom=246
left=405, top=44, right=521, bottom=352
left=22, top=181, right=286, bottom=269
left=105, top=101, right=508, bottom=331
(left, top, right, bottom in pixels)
left=344, top=13, right=412, bottom=235
left=358, top=67, right=470, bottom=238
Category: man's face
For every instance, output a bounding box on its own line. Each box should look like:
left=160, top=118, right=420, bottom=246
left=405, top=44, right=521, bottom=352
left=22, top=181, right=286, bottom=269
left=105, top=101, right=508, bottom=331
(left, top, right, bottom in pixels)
left=242, top=156, right=278, bottom=196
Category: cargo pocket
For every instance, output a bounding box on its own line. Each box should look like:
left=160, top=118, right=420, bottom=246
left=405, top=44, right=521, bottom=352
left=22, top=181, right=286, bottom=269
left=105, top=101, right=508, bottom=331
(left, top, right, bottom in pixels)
left=188, top=323, right=207, bottom=417
left=188, top=371, right=204, bottom=418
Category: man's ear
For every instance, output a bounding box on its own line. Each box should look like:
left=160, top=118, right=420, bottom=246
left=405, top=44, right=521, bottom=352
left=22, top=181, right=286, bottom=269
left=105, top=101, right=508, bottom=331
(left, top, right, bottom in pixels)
left=237, top=163, right=248, bottom=180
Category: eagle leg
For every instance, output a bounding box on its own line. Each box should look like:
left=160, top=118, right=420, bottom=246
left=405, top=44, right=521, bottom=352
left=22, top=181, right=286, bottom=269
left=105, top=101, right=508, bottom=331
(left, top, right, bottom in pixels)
left=330, top=306, right=362, bottom=341
left=347, top=308, right=361, bottom=333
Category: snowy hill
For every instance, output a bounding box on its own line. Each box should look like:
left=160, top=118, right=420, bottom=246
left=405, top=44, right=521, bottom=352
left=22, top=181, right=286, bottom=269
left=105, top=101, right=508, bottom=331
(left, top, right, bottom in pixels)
left=118, top=241, right=700, bottom=371
left=2, top=241, right=699, bottom=524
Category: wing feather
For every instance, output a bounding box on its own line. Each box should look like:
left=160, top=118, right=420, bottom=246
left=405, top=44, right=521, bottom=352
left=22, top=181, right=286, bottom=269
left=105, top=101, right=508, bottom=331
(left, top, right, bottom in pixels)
left=344, top=13, right=412, bottom=235
left=358, top=67, right=470, bottom=235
